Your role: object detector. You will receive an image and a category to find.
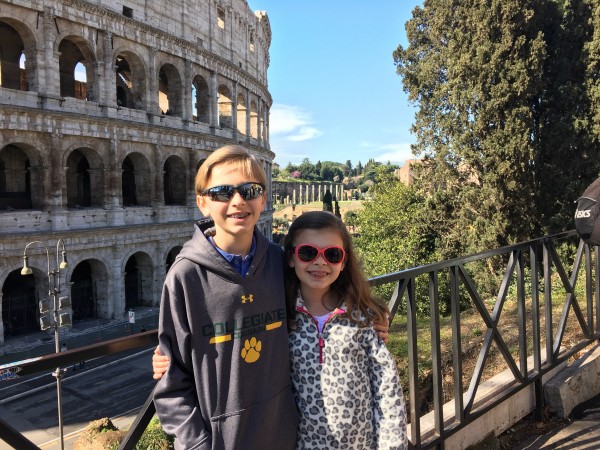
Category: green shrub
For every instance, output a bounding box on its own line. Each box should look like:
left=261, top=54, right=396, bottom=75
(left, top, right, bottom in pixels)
left=134, top=418, right=174, bottom=450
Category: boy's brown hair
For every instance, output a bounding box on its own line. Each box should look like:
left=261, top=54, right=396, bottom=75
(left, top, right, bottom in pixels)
left=195, top=145, right=267, bottom=194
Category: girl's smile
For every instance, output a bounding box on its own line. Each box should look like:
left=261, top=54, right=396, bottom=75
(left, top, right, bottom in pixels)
left=289, top=228, right=346, bottom=315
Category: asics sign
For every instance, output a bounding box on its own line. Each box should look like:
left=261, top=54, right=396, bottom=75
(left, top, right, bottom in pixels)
left=575, top=178, right=600, bottom=246
left=575, top=209, right=591, bottom=218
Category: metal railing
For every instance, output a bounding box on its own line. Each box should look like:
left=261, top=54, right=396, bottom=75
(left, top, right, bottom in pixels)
left=0, top=331, right=157, bottom=450
left=0, top=230, right=598, bottom=449
left=369, top=230, right=600, bottom=449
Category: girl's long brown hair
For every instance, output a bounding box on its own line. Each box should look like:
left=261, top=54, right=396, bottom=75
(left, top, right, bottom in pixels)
left=283, top=211, right=389, bottom=327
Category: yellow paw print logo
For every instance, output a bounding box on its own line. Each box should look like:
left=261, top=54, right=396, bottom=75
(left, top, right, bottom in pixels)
left=241, top=337, right=262, bottom=363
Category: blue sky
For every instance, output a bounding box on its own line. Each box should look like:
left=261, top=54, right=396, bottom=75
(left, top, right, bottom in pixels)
left=248, top=1, right=422, bottom=168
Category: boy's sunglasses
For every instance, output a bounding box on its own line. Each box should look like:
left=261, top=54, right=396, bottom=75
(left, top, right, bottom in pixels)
left=201, top=182, right=265, bottom=202
left=293, top=244, right=346, bottom=265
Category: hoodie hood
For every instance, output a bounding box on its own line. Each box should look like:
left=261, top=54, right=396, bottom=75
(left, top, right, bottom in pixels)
left=175, top=218, right=271, bottom=281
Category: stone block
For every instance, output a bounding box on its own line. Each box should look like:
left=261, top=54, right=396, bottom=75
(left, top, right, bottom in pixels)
left=544, top=343, right=600, bottom=418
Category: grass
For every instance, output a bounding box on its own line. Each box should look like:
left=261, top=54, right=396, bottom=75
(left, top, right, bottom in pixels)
left=387, top=268, right=596, bottom=415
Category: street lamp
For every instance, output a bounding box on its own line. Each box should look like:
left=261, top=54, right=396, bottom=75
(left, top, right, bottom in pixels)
left=21, top=239, right=71, bottom=450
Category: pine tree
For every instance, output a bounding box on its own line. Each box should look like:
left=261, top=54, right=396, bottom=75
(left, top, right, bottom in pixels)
left=323, top=190, right=333, bottom=212
left=393, top=0, right=600, bottom=257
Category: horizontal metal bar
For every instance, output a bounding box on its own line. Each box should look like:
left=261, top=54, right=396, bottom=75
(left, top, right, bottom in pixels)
left=0, top=330, right=158, bottom=378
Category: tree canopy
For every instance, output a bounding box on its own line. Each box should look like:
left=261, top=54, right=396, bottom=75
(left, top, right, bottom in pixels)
left=393, top=0, right=600, bottom=257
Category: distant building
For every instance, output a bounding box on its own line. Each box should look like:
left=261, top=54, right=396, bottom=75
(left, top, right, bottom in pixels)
left=0, top=0, right=274, bottom=343
left=395, top=159, right=422, bottom=185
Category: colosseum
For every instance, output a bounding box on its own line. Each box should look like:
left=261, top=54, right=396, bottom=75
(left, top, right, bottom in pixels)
left=0, top=0, right=275, bottom=344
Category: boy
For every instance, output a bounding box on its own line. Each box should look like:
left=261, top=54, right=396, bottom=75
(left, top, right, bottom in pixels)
left=153, top=145, right=298, bottom=450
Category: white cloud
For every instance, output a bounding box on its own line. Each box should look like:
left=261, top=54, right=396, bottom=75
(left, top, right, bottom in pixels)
left=270, top=104, right=322, bottom=142
left=374, top=143, right=415, bottom=165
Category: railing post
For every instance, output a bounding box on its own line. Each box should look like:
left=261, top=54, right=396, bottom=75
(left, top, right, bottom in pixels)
left=118, top=386, right=157, bottom=450
left=406, top=277, right=420, bottom=446
left=450, top=266, right=464, bottom=421
left=429, top=270, right=444, bottom=439
left=0, top=417, right=40, bottom=450
left=530, top=244, right=544, bottom=422
left=516, top=250, right=527, bottom=377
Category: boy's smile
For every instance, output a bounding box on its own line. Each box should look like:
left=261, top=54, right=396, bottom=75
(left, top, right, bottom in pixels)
left=197, top=163, right=266, bottom=255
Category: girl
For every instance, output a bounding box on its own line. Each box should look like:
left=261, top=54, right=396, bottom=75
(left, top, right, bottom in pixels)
left=284, top=211, right=407, bottom=450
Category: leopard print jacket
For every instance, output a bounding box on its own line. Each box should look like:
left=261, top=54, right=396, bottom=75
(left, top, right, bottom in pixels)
left=288, top=293, right=408, bottom=450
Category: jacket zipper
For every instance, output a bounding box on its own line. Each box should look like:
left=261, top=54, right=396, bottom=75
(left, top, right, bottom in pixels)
left=296, top=306, right=344, bottom=363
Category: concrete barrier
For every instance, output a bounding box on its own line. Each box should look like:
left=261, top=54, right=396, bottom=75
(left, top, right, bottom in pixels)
left=544, top=343, right=600, bottom=418
left=409, top=354, right=566, bottom=448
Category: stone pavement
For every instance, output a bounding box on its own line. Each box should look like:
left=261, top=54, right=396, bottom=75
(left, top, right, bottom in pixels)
left=510, top=393, right=600, bottom=449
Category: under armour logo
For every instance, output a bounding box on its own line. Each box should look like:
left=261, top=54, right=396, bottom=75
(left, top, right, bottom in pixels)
left=241, top=294, right=254, bottom=303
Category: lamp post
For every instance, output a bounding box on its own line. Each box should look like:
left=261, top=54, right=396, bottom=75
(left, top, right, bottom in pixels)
left=21, top=239, right=71, bottom=450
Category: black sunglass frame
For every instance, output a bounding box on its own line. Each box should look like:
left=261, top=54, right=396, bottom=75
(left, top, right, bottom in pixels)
left=201, top=182, right=265, bottom=202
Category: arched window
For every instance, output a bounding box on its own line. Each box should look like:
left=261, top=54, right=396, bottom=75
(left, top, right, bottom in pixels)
left=192, top=75, right=210, bottom=123
left=2, top=269, right=37, bottom=337
left=67, top=150, right=90, bottom=207
left=158, top=64, right=182, bottom=116
left=217, top=84, right=232, bottom=129
left=237, top=93, right=247, bottom=135
left=70, top=261, right=96, bottom=320
left=122, top=153, right=151, bottom=206
left=58, top=38, right=95, bottom=100
left=166, top=246, right=183, bottom=273
left=66, top=148, right=103, bottom=208
left=0, top=22, right=26, bottom=91
left=0, top=145, right=32, bottom=210
left=124, top=252, right=153, bottom=308
left=250, top=100, right=259, bottom=139
left=115, top=53, right=145, bottom=110
left=164, top=156, right=187, bottom=205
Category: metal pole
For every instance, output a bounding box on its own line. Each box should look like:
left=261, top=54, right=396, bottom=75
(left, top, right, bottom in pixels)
left=21, top=240, right=68, bottom=450
left=52, top=272, right=65, bottom=450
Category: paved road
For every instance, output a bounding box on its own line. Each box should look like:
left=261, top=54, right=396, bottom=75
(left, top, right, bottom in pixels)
left=0, top=346, right=156, bottom=450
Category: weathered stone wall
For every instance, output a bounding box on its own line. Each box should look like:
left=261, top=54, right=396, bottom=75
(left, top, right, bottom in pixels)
left=0, top=0, right=274, bottom=344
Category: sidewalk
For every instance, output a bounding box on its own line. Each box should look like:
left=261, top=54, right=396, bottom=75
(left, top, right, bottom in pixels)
left=510, top=393, right=600, bottom=449
left=473, top=392, right=600, bottom=449
left=0, top=306, right=158, bottom=365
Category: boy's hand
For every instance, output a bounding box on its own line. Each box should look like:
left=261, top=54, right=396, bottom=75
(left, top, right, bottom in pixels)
left=153, top=345, right=170, bottom=380
left=373, top=319, right=390, bottom=344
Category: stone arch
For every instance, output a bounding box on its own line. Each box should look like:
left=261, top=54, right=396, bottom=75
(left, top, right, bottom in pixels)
left=124, top=251, right=153, bottom=308
left=122, top=152, right=151, bottom=206
left=69, top=259, right=109, bottom=321
left=217, top=84, right=233, bottom=129
left=250, top=99, right=259, bottom=139
left=236, top=92, right=247, bottom=135
left=192, top=74, right=210, bottom=123
left=57, top=36, right=97, bottom=101
left=158, top=63, right=182, bottom=116
left=0, top=143, right=44, bottom=210
left=165, top=246, right=182, bottom=273
left=163, top=155, right=186, bottom=205
left=0, top=19, right=36, bottom=91
left=115, top=51, right=146, bottom=110
left=66, top=147, right=104, bottom=208
left=1, top=268, right=37, bottom=338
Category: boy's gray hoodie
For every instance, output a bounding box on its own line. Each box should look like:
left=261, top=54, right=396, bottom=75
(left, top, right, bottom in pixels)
left=154, top=221, right=298, bottom=450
